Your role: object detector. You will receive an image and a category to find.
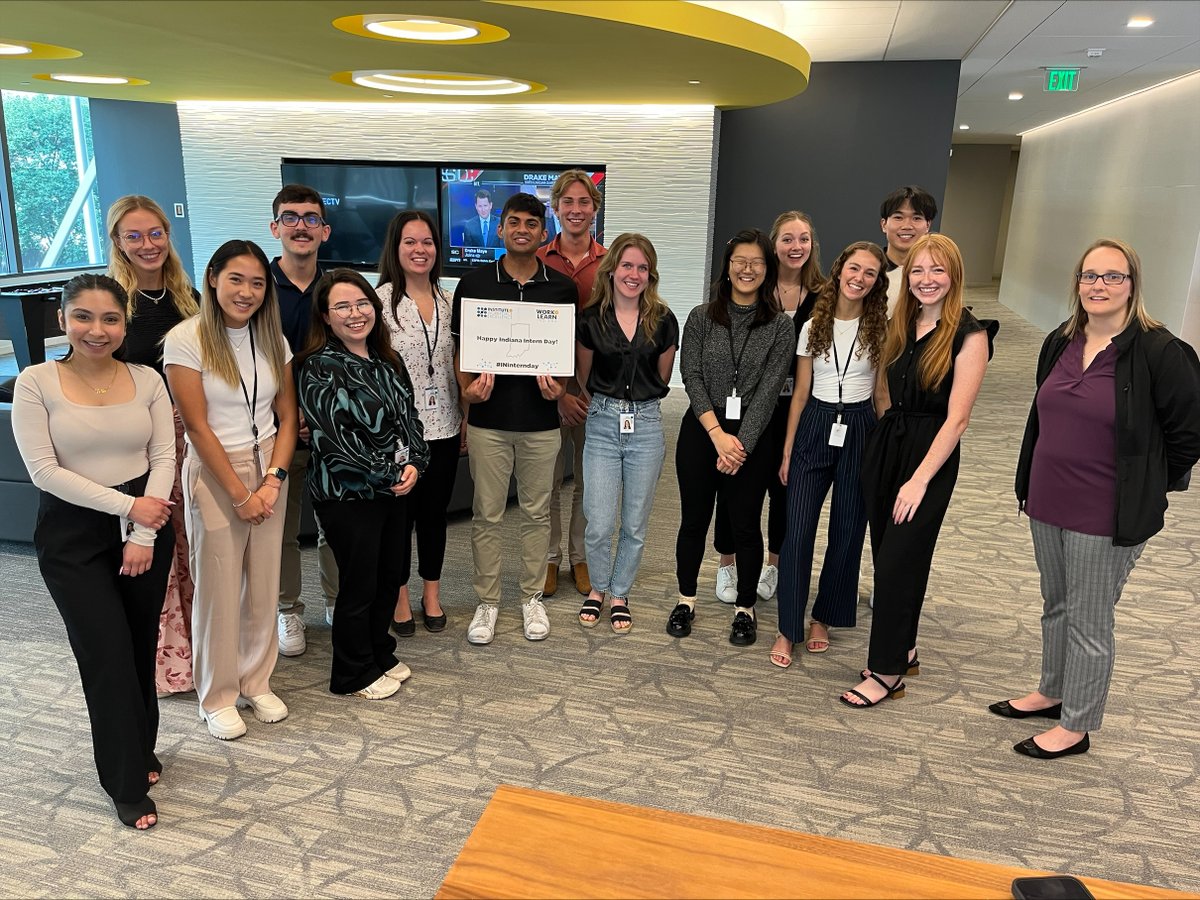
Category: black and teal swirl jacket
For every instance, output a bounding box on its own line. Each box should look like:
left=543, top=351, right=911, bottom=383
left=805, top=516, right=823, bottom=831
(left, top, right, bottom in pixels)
left=298, top=341, right=429, bottom=503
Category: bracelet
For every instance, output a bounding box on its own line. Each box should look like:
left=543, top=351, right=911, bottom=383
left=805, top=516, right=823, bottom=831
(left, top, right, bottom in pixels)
left=232, top=490, right=254, bottom=508
left=706, top=424, right=721, bottom=434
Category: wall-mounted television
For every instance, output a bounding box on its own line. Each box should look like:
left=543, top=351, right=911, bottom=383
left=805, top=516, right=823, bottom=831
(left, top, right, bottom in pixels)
left=280, top=159, right=440, bottom=270
left=438, top=165, right=606, bottom=271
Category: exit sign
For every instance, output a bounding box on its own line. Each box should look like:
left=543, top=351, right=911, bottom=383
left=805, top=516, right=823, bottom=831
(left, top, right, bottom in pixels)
left=1045, top=68, right=1080, bottom=92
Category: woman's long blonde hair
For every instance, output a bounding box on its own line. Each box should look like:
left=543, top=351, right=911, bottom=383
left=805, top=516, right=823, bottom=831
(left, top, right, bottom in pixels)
left=1063, top=238, right=1160, bottom=338
left=587, top=233, right=669, bottom=341
left=195, top=240, right=287, bottom=388
left=882, top=233, right=964, bottom=392
left=106, top=195, right=198, bottom=319
left=769, top=210, right=825, bottom=295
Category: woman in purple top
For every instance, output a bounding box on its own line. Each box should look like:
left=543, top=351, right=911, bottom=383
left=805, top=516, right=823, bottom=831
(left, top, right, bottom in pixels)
left=997, top=239, right=1200, bottom=760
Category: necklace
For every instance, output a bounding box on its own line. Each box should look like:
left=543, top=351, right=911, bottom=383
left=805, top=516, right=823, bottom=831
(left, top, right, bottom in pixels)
left=834, top=317, right=858, bottom=333
left=67, top=359, right=120, bottom=394
left=139, top=287, right=168, bottom=305
left=229, top=328, right=250, bottom=350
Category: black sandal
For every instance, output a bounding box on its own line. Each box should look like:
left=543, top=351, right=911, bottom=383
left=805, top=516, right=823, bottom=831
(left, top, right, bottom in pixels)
left=114, top=796, right=158, bottom=829
left=666, top=603, right=694, bottom=638
left=840, top=672, right=905, bottom=709
left=610, top=602, right=632, bottom=635
left=578, top=597, right=603, bottom=628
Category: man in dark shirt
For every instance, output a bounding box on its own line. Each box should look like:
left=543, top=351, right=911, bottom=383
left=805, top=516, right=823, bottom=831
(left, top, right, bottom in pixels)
left=878, top=185, right=937, bottom=313
left=270, top=183, right=338, bottom=657
left=452, top=193, right=575, bottom=646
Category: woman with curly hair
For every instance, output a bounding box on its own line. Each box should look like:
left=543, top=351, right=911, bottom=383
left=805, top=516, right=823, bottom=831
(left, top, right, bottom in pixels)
left=770, top=242, right=889, bottom=667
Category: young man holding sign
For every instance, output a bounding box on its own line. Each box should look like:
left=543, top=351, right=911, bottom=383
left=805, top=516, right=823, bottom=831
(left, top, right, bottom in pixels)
left=452, top=193, right=576, bottom=645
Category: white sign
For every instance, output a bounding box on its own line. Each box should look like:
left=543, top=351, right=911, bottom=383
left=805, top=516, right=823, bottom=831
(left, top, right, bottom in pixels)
left=458, top=298, right=575, bottom=377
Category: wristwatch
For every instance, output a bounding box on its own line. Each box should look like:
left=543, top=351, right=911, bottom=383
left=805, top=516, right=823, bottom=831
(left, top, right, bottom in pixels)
left=266, top=466, right=288, bottom=483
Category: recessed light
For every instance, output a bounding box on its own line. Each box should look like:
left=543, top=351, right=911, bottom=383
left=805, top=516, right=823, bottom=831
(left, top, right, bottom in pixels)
left=365, top=17, right=479, bottom=41
left=45, top=73, right=131, bottom=85
left=1126, top=16, right=1154, bottom=28
left=0, top=42, right=33, bottom=56
left=337, top=69, right=544, bottom=97
left=1008, top=91, right=1023, bottom=100
left=688, top=80, right=701, bottom=85
left=958, top=124, right=970, bottom=130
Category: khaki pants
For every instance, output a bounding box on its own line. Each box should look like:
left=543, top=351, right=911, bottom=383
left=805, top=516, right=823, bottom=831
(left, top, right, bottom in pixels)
left=185, top=439, right=287, bottom=712
left=547, top=420, right=587, bottom=566
left=467, top=426, right=561, bottom=605
left=278, top=447, right=338, bottom=616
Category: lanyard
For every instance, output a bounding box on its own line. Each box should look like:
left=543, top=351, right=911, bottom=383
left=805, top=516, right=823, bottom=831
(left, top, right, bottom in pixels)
left=616, top=308, right=642, bottom=399
left=726, top=318, right=752, bottom=389
left=236, top=324, right=260, bottom=455
left=830, top=322, right=860, bottom=417
left=415, top=294, right=440, bottom=379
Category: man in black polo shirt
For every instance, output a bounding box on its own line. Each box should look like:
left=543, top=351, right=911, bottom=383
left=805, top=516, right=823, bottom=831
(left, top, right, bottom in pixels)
left=270, top=183, right=339, bottom=657
left=452, top=192, right=575, bottom=646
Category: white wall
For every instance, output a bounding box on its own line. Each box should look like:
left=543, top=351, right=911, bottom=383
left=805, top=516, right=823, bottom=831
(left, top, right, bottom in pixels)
left=175, top=102, right=720, bottom=356
left=999, top=72, right=1200, bottom=343
left=941, top=144, right=1015, bottom=286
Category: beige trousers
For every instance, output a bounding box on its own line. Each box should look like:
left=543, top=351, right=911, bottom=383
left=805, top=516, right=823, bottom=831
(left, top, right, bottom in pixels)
left=184, top=439, right=287, bottom=712
left=278, top=447, right=338, bottom=616
left=547, top=420, right=587, bottom=566
left=467, top=426, right=561, bottom=605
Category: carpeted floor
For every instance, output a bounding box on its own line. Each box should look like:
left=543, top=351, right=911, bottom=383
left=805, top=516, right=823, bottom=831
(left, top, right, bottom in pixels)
left=0, top=285, right=1197, bottom=898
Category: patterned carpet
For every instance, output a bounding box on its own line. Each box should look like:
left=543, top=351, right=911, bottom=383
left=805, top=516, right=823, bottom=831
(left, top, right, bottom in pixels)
left=0, top=285, right=1197, bottom=898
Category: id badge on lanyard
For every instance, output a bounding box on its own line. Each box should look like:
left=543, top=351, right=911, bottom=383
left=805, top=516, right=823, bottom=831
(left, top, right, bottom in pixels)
left=725, top=389, right=742, bottom=420
left=619, top=412, right=635, bottom=434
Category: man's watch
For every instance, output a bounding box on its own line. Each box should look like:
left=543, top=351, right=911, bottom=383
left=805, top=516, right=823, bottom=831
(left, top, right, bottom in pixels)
left=266, top=466, right=288, bottom=483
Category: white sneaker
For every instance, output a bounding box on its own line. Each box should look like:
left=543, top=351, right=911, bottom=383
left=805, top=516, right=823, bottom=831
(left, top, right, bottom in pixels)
left=757, top=564, right=779, bottom=601
left=237, top=692, right=289, bottom=723
left=325, top=607, right=335, bottom=626
left=199, top=705, right=247, bottom=740
left=385, top=661, right=412, bottom=682
left=715, top=564, right=738, bottom=603
left=467, top=604, right=499, bottom=645
left=353, top=674, right=400, bottom=700
left=522, top=594, right=550, bottom=641
left=278, top=612, right=306, bottom=656
left=869, top=590, right=875, bottom=609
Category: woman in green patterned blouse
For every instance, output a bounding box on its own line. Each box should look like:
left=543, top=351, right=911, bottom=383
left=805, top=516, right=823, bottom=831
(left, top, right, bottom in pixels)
left=297, top=269, right=430, bottom=701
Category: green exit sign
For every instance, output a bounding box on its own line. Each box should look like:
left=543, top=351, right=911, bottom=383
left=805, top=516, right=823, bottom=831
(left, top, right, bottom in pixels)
left=1045, top=68, right=1080, bottom=92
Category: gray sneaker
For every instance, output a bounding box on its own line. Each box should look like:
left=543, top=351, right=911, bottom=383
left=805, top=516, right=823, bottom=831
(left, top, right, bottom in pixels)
left=277, top=612, right=306, bottom=656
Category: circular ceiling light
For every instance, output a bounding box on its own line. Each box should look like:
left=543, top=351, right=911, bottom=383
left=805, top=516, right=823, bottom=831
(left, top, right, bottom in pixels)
left=0, top=39, right=82, bottom=60
left=332, top=14, right=508, bottom=45
left=34, top=72, right=149, bottom=86
left=334, top=69, right=544, bottom=97
left=0, top=42, right=33, bottom=55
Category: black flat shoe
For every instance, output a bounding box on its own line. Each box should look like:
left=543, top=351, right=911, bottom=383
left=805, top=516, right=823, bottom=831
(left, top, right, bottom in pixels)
left=392, top=618, right=416, bottom=637
left=114, top=796, right=158, bottom=829
left=419, top=600, right=447, bottom=633
left=1013, top=733, right=1089, bottom=759
left=989, top=699, right=1063, bottom=720
left=729, top=611, right=757, bottom=646
left=666, top=603, right=694, bottom=638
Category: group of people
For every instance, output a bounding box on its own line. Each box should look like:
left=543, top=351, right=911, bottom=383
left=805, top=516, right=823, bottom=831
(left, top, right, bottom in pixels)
left=11, top=174, right=1199, bottom=831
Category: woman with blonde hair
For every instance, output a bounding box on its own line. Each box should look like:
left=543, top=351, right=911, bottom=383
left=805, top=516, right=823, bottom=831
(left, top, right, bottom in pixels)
left=107, top=195, right=199, bottom=699
left=992, top=238, right=1200, bottom=758
left=164, top=240, right=297, bottom=740
left=842, top=233, right=997, bottom=707
left=575, top=233, right=679, bottom=633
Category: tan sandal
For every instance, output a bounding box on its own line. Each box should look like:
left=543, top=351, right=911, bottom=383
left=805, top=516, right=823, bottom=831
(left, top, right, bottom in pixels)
left=769, top=635, right=793, bottom=669
left=805, top=622, right=830, bottom=654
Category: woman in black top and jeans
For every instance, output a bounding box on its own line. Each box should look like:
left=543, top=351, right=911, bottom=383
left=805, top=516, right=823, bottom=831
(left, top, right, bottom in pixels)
left=669, top=229, right=796, bottom=646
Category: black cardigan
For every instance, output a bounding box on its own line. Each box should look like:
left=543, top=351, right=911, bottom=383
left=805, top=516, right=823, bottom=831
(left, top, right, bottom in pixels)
left=1015, top=319, right=1200, bottom=546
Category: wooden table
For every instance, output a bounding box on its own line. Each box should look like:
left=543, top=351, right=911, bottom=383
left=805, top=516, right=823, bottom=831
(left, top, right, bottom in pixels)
left=436, top=786, right=1192, bottom=899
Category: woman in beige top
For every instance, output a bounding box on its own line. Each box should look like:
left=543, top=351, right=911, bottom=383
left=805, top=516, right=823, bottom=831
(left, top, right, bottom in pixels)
left=12, top=274, right=176, bottom=830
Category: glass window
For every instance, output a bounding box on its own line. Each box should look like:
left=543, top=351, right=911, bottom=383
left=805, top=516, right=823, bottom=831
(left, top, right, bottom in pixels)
left=2, top=90, right=104, bottom=271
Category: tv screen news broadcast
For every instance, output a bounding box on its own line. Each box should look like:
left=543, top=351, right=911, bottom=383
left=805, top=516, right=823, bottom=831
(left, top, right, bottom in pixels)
left=279, top=159, right=440, bottom=269
left=439, top=165, right=606, bottom=270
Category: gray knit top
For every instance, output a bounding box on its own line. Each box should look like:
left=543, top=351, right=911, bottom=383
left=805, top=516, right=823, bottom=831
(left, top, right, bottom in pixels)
left=680, top=301, right=796, bottom=454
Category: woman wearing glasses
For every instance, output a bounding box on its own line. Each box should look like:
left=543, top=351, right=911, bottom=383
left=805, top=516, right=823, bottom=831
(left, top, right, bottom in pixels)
left=298, top=270, right=428, bottom=700
left=669, top=229, right=795, bottom=646
left=992, top=239, right=1200, bottom=759
left=164, top=240, right=297, bottom=740
left=376, top=211, right=460, bottom=637
left=107, top=195, right=200, bottom=701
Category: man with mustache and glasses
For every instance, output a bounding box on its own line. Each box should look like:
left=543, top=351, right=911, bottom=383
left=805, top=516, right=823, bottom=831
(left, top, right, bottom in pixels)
left=270, top=184, right=338, bottom=657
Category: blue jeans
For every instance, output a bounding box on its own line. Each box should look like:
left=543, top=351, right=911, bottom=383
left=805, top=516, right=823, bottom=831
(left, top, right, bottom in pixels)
left=582, top=394, right=666, bottom=599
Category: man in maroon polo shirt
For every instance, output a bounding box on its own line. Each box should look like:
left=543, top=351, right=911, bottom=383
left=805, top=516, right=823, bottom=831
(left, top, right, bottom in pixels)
left=536, top=169, right=606, bottom=598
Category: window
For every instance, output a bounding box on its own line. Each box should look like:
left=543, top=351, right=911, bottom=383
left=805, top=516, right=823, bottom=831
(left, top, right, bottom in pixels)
left=1, top=90, right=104, bottom=273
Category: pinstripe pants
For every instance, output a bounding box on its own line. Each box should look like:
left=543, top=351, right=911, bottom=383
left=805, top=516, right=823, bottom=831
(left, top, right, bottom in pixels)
left=1029, top=518, right=1145, bottom=732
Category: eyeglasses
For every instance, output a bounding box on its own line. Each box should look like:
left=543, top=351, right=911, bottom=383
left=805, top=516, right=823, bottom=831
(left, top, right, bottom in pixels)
left=1078, top=272, right=1130, bottom=285
left=730, top=257, right=766, bottom=272
left=275, top=212, right=326, bottom=228
left=329, top=299, right=373, bottom=318
left=120, top=228, right=167, bottom=245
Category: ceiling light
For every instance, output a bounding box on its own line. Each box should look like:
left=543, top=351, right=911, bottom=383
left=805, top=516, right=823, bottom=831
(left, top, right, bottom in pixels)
left=339, top=70, right=544, bottom=97
left=365, top=17, right=479, bottom=41
left=0, top=42, right=33, bottom=56
left=688, top=80, right=701, bottom=85
left=958, top=124, right=970, bottom=130
left=1008, top=91, right=1023, bottom=100
left=1126, top=16, right=1154, bottom=28
left=46, top=73, right=131, bottom=85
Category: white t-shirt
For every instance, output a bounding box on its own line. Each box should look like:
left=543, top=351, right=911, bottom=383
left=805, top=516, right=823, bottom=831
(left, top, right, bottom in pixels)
left=163, top=317, right=292, bottom=451
left=797, top=317, right=875, bottom=404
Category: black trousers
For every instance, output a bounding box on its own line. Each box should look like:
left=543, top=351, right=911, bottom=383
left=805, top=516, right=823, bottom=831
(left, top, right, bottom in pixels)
left=316, top=496, right=408, bottom=694
left=404, top=436, right=460, bottom=584
left=714, top=401, right=787, bottom=556
left=34, top=478, right=174, bottom=805
left=675, top=409, right=774, bottom=607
